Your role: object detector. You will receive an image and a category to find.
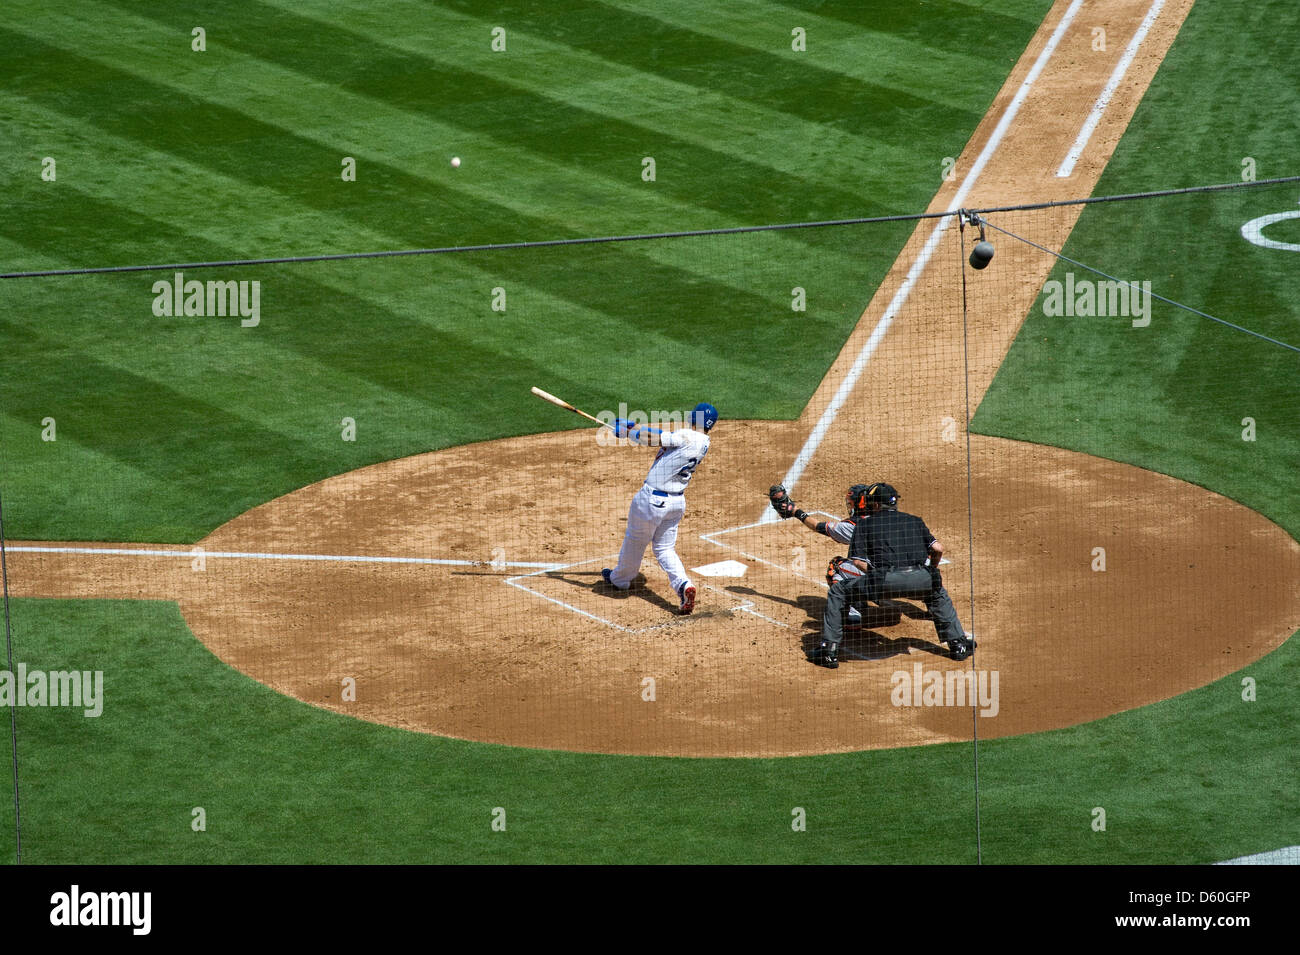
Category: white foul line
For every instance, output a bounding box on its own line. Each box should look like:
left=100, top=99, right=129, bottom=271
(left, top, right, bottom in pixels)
left=1057, top=0, right=1165, bottom=178
left=6, top=545, right=562, bottom=570
left=762, top=0, right=1084, bottom=523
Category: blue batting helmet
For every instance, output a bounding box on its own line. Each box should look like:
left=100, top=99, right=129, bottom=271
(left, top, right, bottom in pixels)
left=690, top=402, right=719, bottom=432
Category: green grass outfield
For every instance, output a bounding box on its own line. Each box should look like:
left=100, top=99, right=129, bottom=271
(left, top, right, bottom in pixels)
left=3, top=0, right=1299, bottom=863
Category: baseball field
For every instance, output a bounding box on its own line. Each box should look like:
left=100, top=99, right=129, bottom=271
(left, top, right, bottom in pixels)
left=2, top=0, right=1298, bottom=864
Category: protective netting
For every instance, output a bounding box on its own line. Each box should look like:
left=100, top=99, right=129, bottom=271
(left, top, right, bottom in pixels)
left=2, top=178, right=1297, bottom=861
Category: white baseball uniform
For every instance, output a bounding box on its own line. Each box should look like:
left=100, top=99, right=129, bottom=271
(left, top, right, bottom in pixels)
left=608, top=427, right=710, bottom=594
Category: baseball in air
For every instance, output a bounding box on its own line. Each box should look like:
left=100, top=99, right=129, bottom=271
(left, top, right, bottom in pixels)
left=451, top=156, right=461, bottom=168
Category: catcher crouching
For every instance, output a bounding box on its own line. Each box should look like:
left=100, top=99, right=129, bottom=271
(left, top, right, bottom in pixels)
left=769, top=482, right=875, bottom=627
left=769, top=482, right=976, bottom=667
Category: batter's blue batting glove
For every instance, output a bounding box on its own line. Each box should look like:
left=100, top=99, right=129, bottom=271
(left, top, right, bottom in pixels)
left=611, top=417, right=632, bottom=437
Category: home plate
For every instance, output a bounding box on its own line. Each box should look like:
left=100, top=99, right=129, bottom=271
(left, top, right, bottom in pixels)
left=693, top=559, right=748, bottom=578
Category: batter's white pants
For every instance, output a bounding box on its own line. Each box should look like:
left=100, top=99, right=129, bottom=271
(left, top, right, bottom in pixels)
left=610, top=486, right=690, bottom=595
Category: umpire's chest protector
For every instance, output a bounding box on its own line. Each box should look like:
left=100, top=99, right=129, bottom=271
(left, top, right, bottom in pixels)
left=849, top=510, right=931, bottom=570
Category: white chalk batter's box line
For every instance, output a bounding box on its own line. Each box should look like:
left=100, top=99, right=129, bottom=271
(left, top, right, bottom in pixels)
left=701, top=515, right=835, bottom=587
left=504, top=555, right=784, bottom=634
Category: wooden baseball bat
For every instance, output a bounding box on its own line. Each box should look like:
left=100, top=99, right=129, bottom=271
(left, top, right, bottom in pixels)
left=530, top=386, right=609, bottom=427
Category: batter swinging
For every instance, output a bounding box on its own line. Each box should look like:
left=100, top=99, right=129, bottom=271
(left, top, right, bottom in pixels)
left=601, top=402, right=719, bottom=615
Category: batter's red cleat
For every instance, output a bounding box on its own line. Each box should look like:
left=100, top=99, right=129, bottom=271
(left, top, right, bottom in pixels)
left=678, top=584, right=696, bottom=615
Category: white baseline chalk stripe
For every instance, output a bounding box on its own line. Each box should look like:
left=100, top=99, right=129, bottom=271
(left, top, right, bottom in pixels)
left=1057, top=0, right=1165, bottom=177
left=504, top=576, right=633, bottom=632
left=6, top=545, right=562, bottom=570
left=505, top=557, right=752, bottom=633
left=762, top=0, right=1085, bottom=523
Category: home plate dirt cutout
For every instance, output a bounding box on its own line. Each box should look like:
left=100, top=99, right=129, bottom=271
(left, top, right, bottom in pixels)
left=9, top=0, right=1300, bottom=757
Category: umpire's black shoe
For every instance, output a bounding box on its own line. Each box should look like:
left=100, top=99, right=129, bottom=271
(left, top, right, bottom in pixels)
left=810, top=641, right=839, bottom=669
left=946, top=633, right=977, bottom=661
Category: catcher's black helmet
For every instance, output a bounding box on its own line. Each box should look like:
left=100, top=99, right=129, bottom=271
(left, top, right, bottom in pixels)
left=845, top=484, right=871, bottom=516
left=866, top=482, right=899, bottom=508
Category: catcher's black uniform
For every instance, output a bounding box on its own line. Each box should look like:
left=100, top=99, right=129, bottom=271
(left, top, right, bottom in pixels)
left=817, top=507, right=972, bottom=662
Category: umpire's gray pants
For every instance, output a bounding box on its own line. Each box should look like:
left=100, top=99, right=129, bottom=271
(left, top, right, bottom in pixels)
left=822, top=567, right=965, bottom=648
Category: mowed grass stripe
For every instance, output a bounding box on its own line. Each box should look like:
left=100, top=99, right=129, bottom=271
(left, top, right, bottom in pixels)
left=0, top=11, right=872, bottom=284
left=0, top=21, right=618, bottom=261
left=0, top=87, right=866, bottom=310
left=0, top=407, right=178, bottom=528
left=6, top=0, right=720, bottom=249
left=90, top=0, right=880, bottom=222
left=0, top=200, right=858, bottom=540
left=791, top=0, right=1049, bottom=54
left=0, top=182, right=851, bottom=417
left=294, top=0, right=988, bottom=197
left=0, top=93, right=840, bottom=346
left=434, top=0, right=980, bottom=140
left=0, top=48, right=873, bottom=377
left=0, top=30, right=849, bottom=358
left=430, top=0, right=977, bottom=194
left=594, top=0, right=1045, bottom=106
left=0, top=321, right=338, bottom=541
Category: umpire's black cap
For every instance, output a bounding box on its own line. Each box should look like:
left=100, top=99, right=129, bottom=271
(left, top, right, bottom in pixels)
left=866, top=482, right=899, bottom=508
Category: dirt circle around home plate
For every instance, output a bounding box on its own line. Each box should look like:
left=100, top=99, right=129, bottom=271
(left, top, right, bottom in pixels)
left=173, top=423, right=1299, bottom=757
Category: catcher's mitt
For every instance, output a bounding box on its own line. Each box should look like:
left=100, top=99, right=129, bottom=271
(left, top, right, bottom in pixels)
left=768, top=484, right=797, bottom=519
left=826, top=555, right=867, bottom=587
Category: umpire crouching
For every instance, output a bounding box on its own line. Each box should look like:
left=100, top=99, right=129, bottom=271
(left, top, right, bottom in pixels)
left=811, top=482, right=975, bottom=668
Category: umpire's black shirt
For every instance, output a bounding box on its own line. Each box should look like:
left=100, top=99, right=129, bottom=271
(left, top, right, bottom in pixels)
left=849, top=509, right=935, bottom=571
